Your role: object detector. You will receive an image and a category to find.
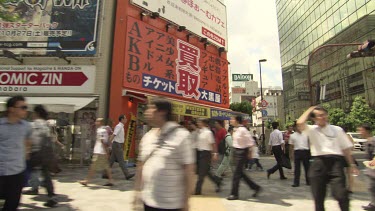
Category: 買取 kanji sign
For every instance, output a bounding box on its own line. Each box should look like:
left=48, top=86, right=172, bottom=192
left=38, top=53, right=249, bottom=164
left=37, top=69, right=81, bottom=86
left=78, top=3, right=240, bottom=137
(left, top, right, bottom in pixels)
left=124, top=17, right=229, bottom=108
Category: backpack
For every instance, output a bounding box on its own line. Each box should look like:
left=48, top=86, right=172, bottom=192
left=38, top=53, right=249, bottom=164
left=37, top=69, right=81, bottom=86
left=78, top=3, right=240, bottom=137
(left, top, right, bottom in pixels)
left=218, top=134, right=230, bottom=155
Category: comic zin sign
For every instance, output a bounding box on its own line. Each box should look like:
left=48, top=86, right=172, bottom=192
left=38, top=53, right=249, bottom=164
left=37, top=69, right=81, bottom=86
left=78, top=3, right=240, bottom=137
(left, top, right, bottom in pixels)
left=124, top=17, right=229, bottom=108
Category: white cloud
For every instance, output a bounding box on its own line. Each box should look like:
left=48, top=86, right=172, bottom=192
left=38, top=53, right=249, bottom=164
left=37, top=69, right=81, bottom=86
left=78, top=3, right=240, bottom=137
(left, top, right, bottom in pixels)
left=227, top=0, right=282, bottom=88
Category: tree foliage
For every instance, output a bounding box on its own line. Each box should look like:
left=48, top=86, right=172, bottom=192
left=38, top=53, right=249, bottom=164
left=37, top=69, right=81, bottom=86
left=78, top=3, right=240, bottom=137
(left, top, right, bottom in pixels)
left=322, top=97, right=375, bottom=131
left=230, top=101, right=253, bottom=115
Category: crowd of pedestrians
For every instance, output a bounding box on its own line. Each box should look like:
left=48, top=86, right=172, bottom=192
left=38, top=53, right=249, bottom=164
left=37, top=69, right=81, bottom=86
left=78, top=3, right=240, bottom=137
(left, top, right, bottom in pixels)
left=1, top=96, right=375, bottom=211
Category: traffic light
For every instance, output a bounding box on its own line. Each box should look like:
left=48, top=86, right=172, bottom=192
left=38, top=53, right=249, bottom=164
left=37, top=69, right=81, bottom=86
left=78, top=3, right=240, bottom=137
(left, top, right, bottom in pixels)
left=347, top=40, right=375, bottom=59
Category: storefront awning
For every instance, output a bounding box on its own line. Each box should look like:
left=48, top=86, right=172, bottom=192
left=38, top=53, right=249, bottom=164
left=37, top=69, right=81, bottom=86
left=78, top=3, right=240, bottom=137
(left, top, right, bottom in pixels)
left=0, top=97, right=96, bottom=113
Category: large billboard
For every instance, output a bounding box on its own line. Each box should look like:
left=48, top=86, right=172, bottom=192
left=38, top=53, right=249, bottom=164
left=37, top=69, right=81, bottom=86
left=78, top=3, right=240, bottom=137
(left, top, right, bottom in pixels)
left=0, top=65, right=96, bottom=94
left=131, top=0, right=227, bottom=49
left=124, top=17, right=229, bottom=108
left=0, top=0, right=100, bottom=55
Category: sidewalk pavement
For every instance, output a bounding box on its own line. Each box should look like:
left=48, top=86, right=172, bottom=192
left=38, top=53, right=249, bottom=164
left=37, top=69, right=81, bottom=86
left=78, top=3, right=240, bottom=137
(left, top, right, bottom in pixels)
left=15, top=154, right=371, bottom=211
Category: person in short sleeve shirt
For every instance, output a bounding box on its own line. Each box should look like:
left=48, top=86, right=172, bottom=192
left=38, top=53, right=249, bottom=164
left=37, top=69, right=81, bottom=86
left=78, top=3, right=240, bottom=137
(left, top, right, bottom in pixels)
left=0, top=96, right=32, bottom=211
left=297, top=106, right=358, bottom=211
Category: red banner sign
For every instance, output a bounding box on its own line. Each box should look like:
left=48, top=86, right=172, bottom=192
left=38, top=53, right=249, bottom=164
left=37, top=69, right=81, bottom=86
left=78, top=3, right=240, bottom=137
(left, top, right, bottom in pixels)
left=124, top=17, right=229, bottom=108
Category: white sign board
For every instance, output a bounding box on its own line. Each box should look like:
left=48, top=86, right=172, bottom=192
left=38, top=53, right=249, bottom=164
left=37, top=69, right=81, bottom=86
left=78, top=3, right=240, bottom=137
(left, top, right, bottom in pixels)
left=0, top=65, right=95, bottom=94
left=131, top=0, right=227, bottom=49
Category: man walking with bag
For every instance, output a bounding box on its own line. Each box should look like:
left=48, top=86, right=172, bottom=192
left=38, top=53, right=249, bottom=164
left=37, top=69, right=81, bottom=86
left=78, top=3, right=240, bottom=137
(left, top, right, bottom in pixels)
left=108, top=115, right=134, bottom=180
left=134, top=97, right=194, bottom=211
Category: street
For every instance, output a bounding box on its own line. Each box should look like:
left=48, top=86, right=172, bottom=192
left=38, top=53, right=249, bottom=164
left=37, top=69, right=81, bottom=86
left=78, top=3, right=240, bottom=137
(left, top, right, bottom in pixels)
left=16, top=151, right=370, bottom=211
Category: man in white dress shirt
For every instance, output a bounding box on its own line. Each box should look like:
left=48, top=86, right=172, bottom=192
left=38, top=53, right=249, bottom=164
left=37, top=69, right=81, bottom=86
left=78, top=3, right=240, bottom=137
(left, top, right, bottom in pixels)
left=267, top=122, right=287, bottom=180
left=289, top=125, right=310, bottom=187
left=227, top=115, right=262, bottom=200
left=108, top=115, right=134, bottom=180
left=297, top=106, right=359, bottom=211
left=194, top=118, right=221, bottom=195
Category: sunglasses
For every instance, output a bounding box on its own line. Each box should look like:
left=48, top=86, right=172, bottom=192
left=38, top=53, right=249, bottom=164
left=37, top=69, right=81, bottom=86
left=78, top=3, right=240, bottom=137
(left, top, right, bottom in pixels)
left=14, top=105, right=28, bottom=110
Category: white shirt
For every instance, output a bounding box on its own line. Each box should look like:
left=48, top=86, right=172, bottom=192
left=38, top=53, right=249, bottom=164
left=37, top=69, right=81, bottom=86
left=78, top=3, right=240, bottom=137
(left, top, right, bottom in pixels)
left=113, top=122, right=125, bottom=143
left=139, top=122, right=194, bottom=209
left=252, top=146, right=260, bottom=159
left=268, top=129, right=284, bottom=146
left=233, top=126, right=254, bottom=149
left=303, top=124, right=353, bottom=156
left=196, top=127, right=215, bottom=151
left=289, top=132, right=309, bottom=150
left=93, top=126, right=108, bottom=154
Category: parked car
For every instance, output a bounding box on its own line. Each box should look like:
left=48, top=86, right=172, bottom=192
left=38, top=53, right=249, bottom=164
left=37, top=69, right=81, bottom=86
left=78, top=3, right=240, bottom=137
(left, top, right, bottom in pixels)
left=347, top=132, right=367, bottom=151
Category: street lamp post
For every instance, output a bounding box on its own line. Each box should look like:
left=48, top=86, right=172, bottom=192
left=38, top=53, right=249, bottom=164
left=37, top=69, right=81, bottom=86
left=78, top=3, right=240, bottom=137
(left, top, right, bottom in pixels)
left=259, top=59, right=267, bottom=154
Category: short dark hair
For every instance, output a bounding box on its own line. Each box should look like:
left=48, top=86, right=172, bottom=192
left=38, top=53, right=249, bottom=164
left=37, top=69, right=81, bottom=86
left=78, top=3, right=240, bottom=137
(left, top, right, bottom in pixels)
left=314, top=106, right=328, bottom=114
left=188, top=120, right=197, bottom=126
left=150, top=97, right=172, bottom=121
left=6, top=95, right=25, bottom=110
left=119, top=114, right=125, bottom=122
left=235, top=115, right=243, bottom=124
left=215, top=120, right=224, bottom=127
left=272, top=122, right=279, bottom=129
left=198, top=118, right=210, bottom=126
left=33, top=104, right=48, bottom=120
left=228, top=126, right=234, bottom=133
left=360, top=123, right=372, bottom=133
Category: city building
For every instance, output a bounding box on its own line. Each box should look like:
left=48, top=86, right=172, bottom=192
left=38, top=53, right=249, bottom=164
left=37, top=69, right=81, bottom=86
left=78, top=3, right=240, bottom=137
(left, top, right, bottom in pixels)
left=230, top=81, right=259, bottom=103
left=109, top=1, right=231, bottom=161
left=276, top=0, right=375, bottom=123
left=0, top=1, right=116, bottom=163
left=252, top=87, right=283, bottom=127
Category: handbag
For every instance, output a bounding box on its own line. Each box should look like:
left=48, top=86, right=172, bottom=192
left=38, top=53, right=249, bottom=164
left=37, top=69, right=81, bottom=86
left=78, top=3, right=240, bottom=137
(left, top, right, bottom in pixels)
left=281, top=154, right=292, bottom=169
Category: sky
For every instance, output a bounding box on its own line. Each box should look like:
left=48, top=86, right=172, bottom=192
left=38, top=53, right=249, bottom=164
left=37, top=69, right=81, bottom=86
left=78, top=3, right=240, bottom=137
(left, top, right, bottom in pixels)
left=226, top=0, right=283, bottom=88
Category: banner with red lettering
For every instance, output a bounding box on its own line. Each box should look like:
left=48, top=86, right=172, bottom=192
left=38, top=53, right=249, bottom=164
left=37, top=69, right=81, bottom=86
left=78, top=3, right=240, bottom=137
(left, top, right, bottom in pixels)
left=124, top=17, right=229, bottom=108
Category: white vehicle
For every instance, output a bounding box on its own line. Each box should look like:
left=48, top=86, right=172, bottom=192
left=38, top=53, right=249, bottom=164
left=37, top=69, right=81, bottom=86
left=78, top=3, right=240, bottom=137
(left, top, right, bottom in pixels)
left=347, top=132, right=367, bottom=151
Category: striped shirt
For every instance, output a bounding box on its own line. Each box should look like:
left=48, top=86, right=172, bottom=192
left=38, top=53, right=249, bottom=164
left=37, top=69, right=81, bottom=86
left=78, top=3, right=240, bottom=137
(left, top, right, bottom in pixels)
left=139, top=122, right=194, bottom=209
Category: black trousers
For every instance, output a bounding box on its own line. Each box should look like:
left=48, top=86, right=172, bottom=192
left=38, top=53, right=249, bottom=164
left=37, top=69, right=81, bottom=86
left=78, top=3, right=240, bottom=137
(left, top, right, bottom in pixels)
left=230, top=148, right=260, bottom=196
left=0, top=171, right=25, bottom=211
left=268, top=145, right=285, bottom=178
left=293, top=150, right=310, bottom=186
left=195, top=150, right=218, bottom=194
left=144, top=203, right=181, bottom=211
left=309, top=156, right=349, bottom=211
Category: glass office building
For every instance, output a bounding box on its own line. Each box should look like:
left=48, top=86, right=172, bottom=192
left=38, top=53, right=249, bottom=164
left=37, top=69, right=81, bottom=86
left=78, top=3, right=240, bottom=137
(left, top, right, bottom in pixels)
left=276, top=0, right=375, bottom=122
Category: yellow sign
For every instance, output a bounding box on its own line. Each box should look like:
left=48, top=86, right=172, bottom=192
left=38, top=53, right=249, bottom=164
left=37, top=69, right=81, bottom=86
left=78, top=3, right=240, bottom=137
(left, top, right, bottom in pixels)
left=124, top=114, right=136, bottom=160
left=147, top=96, right=210, bottom=118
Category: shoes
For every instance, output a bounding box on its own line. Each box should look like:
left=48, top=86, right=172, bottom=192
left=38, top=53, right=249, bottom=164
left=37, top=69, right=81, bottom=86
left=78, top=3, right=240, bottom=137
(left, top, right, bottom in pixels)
left=252, top=187, right=263, bottom=197
left=267, top=171, right=271, bottom=179
left=362, top=203, right=375, bottom=210
left=348, top=190, right=353, bottom=194
left=126, top=173, right=135, bottom=180
left=226, top=195, right=239, bottom=200
left=79, top=180, right=88, bottom=186
left=44, top=199, right=58, bottom=207
left=102, top=174, right=109, bottom=179
left=280, top=177, right=288, bottom=180
left=194, top=192, right=202, bottom=195
left=23, top=189, right=39, bottom=195
left=103, top=183, right=114, bottom=186
left=291, top=184, right=299, bottom=187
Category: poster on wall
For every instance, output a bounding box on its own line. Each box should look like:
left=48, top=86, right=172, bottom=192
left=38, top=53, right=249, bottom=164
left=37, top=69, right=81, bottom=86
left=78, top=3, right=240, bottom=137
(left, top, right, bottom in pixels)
left=0, top=0, right=100, bottom=55
left=124, top=17, right=229, bottom=108
left=0, top=65, right=96, bottom=94
left=131, top=0, right=227, bottom=49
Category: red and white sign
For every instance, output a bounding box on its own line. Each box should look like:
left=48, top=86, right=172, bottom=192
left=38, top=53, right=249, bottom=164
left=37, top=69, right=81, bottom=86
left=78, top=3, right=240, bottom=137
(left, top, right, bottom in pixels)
left=131, top=0, right=227, bottom=49
left=261, top=100, right=268, bottom=107
left=0, top=65, right=95, bottom=94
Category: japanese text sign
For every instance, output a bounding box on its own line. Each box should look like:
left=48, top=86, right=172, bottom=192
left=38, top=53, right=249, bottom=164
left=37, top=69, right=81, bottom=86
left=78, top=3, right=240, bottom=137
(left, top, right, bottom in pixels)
left=124, top=17, right=229, bottom=108
left=0, top=0, right=100, bottom=55
left=171, top=100, right=210, bottom=118
left=131, top=0, right=227, bottom=49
